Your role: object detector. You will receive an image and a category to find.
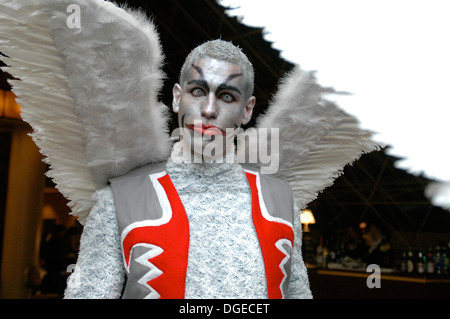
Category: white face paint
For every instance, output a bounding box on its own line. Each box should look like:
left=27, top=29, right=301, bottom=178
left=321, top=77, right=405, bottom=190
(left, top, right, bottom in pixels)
left=172, top=56, right=255, bottom=160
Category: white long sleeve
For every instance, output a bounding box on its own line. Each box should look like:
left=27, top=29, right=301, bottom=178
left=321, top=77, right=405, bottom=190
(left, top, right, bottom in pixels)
left=286, top=203, right=313, bottom=298
left=64, top=186, right=125, bottom=299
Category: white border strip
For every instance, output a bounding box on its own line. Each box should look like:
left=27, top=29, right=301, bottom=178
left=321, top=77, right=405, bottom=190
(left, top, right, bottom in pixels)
left=244, top=169, right=293, bottom=229
left=121, top=171, right=173, bottom=270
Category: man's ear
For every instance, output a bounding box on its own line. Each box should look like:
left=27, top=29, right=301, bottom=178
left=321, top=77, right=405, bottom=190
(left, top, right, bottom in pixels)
left=241, top=96, right=256, bottom=125
left=172, top=83, right=182, bottom=113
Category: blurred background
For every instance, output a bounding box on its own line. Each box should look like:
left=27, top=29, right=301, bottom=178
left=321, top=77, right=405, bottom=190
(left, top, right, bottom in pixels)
left=1, top=0, right=448, bottom=298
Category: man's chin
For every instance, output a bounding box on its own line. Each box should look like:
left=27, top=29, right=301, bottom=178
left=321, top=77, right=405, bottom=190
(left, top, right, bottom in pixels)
left=179, top=131, right=232, bottom=160
left=189, top=129, right=219, bottom=143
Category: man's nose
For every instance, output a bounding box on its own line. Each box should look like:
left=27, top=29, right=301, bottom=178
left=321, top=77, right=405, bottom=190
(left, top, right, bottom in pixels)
left=201, top=94, right=218, bottom=119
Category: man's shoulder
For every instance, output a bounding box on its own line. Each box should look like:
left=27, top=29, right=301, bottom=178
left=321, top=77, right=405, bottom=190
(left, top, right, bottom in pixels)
left=109, top=160, right=167, bottom=183
left=240, top=163, right=291, bottom=189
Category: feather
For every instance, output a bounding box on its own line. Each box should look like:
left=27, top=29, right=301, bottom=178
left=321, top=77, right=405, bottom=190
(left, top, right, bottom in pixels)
left=2, top=0, right=380, bottom=222
left=249, top=67, right=381, bottom=209
left=0, top=0, right=171, bottom=224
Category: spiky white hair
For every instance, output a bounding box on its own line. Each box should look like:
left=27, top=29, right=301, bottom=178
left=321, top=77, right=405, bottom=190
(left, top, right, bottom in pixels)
left=179, top=39, right=255, bottom=97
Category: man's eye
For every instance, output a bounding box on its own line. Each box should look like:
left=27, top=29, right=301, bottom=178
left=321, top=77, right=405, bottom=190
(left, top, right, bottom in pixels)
left=221, top=93, right=234, bottom=103
left=191, top=88, right=205, bottom=97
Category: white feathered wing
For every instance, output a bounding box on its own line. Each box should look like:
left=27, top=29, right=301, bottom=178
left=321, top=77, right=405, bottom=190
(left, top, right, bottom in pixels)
left=1, top=0, right=380, bottom=223
left=239, top=67, right=381, bottom=210
left=0, top=0, right=171, bottom=224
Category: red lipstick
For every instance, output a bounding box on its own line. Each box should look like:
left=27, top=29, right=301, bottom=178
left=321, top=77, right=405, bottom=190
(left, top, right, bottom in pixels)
left=186, top=124, right=226, bottom=136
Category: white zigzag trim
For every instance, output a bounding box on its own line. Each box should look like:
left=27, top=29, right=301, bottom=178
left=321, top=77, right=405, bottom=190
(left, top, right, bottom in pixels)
left=134, top=243, right=164, bottom=299
left=275, top=238, right=292, bottom=299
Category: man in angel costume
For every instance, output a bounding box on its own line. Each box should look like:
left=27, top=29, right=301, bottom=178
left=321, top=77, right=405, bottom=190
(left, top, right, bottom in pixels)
left=0, top=0, right=378, bottom=299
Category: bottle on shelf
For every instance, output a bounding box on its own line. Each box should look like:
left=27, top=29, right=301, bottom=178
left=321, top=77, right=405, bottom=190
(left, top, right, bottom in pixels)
left=323, top=239, right=329, bottom=268
left=328, top=236, right=336, bottom=264
left=416, top=250, right=426, bottom=277
left=406, top=250, right=415, bottom=275
left=426, top=247, right=435, bottom=276
left=434, top=246, right=443, bottom=277
left=443, top=244, right=449, bottom=276
left=400, top=250, right=407, bottom=273
left=316, top=236, right=324, bottom=267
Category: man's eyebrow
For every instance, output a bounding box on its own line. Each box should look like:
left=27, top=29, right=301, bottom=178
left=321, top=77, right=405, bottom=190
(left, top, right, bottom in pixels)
left=216, top=83, right=241, bottom=95
left=224, top=73, right=243, bottom=84
left=191, top=64, right=205, bottom=81
left=187, top=79, right=209, bottom=90
left=216, top=73, right=243, bottom=95
left=187, top=66, right=243, bottom=94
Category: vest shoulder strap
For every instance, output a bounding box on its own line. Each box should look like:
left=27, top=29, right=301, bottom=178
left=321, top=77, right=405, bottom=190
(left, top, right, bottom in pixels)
left=109, top=161, right=167, bottom=233
left=242, top=166, right=295, bottom=226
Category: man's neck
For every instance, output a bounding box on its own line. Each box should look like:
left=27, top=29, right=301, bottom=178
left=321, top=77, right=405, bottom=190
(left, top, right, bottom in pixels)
left=170, top=141, right=237, bottom=165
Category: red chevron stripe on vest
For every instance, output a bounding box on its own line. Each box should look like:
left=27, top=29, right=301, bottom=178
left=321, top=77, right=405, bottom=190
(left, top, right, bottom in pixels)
left=245, top=171, right=295, bottom=299
left=122, top=173, right=189, bottom=299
